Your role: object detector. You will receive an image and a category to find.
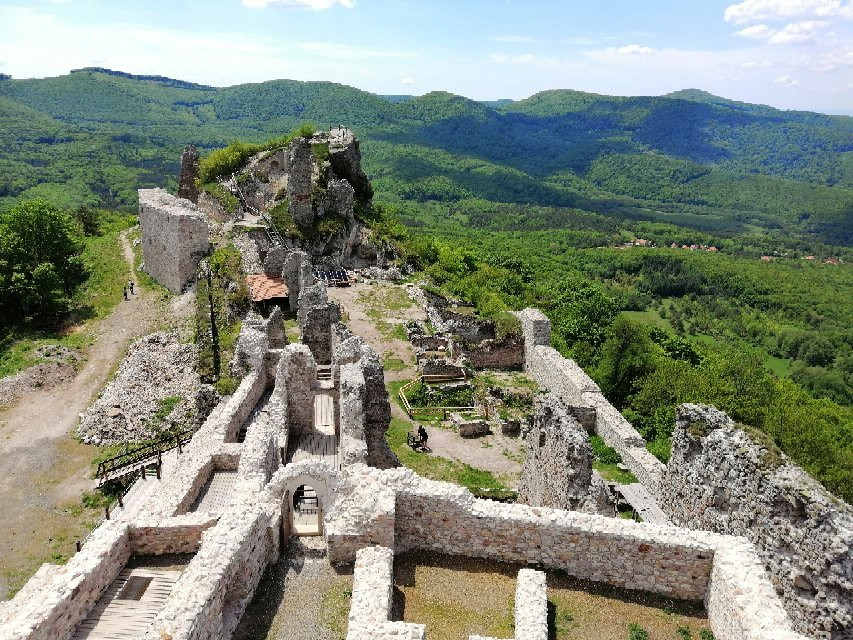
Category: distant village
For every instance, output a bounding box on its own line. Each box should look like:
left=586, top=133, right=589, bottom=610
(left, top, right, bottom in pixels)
left=615, top=238, right=844, bottom=265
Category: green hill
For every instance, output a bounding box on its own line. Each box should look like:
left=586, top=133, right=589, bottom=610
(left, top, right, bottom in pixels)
left=0, top=68, right=851, bottom=242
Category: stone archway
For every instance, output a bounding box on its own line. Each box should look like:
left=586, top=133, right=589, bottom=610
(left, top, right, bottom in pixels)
left=280, top=473, right=329, bottom=537
left=291, top=483, right=322, bottom=536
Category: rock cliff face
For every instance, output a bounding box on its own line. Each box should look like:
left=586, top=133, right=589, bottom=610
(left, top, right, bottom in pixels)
left=209, top=127, right=394, bottom=270
left=662, top=404, right=853, bottom=640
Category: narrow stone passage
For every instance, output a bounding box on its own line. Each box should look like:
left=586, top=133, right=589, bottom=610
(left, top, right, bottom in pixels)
left=232, top=538, right=353, bottom=640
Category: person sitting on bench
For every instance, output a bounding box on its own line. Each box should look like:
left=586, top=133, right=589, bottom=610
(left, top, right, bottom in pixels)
left=417, top=425, right=428, bottom=446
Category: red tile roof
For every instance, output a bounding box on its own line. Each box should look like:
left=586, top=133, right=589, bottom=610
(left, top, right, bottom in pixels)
left=246, top=275, right=288, bottom=302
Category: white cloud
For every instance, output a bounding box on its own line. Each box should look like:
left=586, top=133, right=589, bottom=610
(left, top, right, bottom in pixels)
left=774, top=74, right=801, bottom=86
left=724, top=0, right=853, bottom=24
left=734, top=19, right=830, bottom=42
left=741, top=60, right=775, bottom=67
left=736, top=24, right=776, bottom=38
left=615, top=44, right=655, bottom=55
left=487, top=35, right=538, bottom=43
left=242, top=0, right=354, bottom=9
left=771, top=19, right=829, bottom=42
left=401, top=76, right=415, bottom=85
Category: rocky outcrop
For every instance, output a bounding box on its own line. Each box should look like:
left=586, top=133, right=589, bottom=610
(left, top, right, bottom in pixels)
left=662, top=404, right=853, bottom=639
left=328, top=127, right=373, bottom=204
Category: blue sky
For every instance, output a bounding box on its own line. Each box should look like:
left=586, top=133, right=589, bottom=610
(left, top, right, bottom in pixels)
left=0, top=0, right=851, bottom=114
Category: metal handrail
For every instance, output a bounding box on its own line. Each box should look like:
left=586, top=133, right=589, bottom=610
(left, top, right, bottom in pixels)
left=95, top=428, right=195, bottom=484
left=230, top=172, right=284, bottom=248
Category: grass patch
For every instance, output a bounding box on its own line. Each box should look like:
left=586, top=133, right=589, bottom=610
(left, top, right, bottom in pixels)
left=387, top=417, right=509, bottom=493
left=356, top=283, right=414, bottom=313
left=593, top=460, right=638, bottom=484
left=382, top=352, right=408, bottom=372
left=623, top=308, right=674, bottom=332
left=765, top=353, right=793, bottom=378
left=283, top=318, right=301, bottom=343
left=319, top=583, right=352, bottom=640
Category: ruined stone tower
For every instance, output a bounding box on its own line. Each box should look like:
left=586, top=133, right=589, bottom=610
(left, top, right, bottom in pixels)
left=177, top=145, right=200, bottom=204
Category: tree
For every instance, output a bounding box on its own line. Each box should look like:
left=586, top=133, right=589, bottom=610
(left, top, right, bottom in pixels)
left=595, top=316, right=657, bottom=408
left=0, top=199, right=86, bottom=325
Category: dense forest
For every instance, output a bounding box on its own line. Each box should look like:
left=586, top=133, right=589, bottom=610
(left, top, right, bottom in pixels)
left=0, top=69, right=850, bottom=501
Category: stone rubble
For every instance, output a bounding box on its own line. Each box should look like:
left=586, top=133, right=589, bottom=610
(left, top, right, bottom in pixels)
left=76, top=331, right=202, bottom=445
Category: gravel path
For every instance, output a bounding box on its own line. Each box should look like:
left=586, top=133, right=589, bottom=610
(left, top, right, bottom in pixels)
left=233, top=538, right=353, bottom=640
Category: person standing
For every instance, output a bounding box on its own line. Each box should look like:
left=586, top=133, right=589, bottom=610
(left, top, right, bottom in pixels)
left=128, top=280, right=135, bottom=294
left=123, top=286, right=128, bottom=300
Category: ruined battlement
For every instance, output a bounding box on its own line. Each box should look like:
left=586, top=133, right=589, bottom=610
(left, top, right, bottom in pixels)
left=139, top=188, right=209, bottom=293
left=663, top=404, right=853, bottom=639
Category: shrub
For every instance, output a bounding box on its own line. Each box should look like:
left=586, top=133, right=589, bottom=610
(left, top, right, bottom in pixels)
left=590, top=435, right=622, bottom=464
left=628, top=623, right=649, bottom=640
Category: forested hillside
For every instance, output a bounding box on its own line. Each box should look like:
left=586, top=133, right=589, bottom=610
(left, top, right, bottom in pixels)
left=1, top=69, right=850, bottom=500
left=1, top=69, right=851, bottom=242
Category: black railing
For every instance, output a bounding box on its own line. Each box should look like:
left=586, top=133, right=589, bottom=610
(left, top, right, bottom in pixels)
left=230, top=173, right=283, bottom=248
left=95, top=428, right=195, bottom=486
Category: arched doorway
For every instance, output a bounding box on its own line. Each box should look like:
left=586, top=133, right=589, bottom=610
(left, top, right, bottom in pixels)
left=291, top=484, right=322, bottom=536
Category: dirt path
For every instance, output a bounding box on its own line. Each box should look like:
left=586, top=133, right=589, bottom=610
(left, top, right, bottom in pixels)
left=0, top=229, right=163, bottom=599
left=327, top=280, right=423, bottom=383
left=327, top=280, right=524, bottom=485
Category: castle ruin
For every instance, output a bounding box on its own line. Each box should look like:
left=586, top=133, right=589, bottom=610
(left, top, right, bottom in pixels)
left=1, top=130, right=848, bottom=640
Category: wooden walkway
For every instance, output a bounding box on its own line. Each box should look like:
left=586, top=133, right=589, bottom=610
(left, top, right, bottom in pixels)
left=70, top=567, right=182, bottom=640
left=286, top=393, right=338, bottom=467
left=617, top=483, right=671, bottom=525
left=189, top=470, right=239, bottom=513
left=313, top=393, right=335, bottom=435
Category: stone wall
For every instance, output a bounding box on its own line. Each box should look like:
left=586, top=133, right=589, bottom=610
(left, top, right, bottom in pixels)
left=419, top=357, right=465, bottom=378
left=523, top=340, right=665, bottom=496
left=297, top=282, right=339, bottom=365
left=286, top=137, right=313, bottom=226
left=393, top=475, right=714, bottom=600
left=139, top=188, right=209, bottom=293
left=0, top=524, right=131, bottom=640
left=452, top=334, right=524, bottom=370
left=177, top=145, right=200, bottom=204
left=518, top=393, right=612, bottom=516
left=662, top=404, right=853, bottom=639
left=333, top=336, right=398, bottom=469
left=345, top=546, right=424, bottom=640
left=471, top=569, right=548, bottom=640
left=282, top=250, right=314, bottom=312
left=275, top=344, right=316, bottom=434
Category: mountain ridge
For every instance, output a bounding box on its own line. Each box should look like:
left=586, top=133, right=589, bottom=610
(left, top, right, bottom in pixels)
left=0, top=68, right=850, bottom=244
